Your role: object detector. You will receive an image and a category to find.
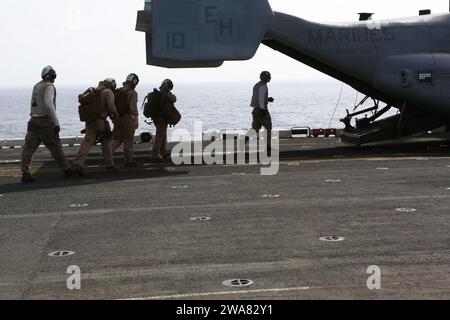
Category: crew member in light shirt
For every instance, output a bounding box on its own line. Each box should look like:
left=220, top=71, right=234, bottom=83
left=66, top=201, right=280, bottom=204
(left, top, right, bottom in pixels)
left=21, top=66, right=73, bottom=183
left=250, top=71, right=274, bottom=155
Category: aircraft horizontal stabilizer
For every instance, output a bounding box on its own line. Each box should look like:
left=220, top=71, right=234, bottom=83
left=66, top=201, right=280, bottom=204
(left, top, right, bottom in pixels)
left=136, top=0, right=273, bottom=68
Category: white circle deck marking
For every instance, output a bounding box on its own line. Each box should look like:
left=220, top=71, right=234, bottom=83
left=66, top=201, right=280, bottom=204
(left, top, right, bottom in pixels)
left=0, top=195, right=4, bottom=197
left=262, top=194, right=280, bottom=198
left=172, top=185, right=188, bottom=189
left=325, top=179, right=341, bottom=182
left=446, top=188, right=450, bottom=190
left=223, top=279, right=254, bottom=288
left=48, top=251, right=75, bottom=257
left=320, top=236, right=345, bottom=242
left=395, top=208, right=417, bottom=212
left=70, top=204, right=89, bottom=208
left=190, top=217, right=212, bottom=222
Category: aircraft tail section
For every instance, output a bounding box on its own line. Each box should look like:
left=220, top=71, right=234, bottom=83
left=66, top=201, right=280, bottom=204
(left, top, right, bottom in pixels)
left=136, top=0, right=273, bottom=68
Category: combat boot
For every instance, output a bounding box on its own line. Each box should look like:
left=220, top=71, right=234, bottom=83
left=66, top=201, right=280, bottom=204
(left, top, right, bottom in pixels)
left=162, top=154, right=173, bottom=163
left=21, top=172, right=36, bottom=184
left=151, top=154, right=165, bottom=163
left=106, top=166, right=120, bottom=173
left=124, top=161, right=138, bottom=168
left=73, top=165, right=87, bottom=177
left=64, top=168, right=76, bottom=179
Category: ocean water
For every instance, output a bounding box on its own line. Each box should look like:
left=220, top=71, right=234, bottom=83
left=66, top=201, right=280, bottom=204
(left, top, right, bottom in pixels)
left=0, top=80, right=396, bottom=141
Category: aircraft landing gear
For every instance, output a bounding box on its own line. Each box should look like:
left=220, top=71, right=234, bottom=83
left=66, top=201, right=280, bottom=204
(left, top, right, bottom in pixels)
left=340, top=96, right=392, bottom=132
left=340, top=96, right=448, bottom=145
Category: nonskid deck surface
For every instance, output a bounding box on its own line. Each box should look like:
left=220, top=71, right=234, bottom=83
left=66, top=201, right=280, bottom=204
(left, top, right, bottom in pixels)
left=0, top=137, right=450, bottom=299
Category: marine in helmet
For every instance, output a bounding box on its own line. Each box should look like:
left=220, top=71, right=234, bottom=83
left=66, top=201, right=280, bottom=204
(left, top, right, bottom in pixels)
left=72, top=78, right=120, bottom=175
left=250, top=71, right=275, bottom=155
left=152, top=79, right=176, bottom=161
left=112, top=73, right=140, bottom=167
left=20, top=66, right=73, bottom=183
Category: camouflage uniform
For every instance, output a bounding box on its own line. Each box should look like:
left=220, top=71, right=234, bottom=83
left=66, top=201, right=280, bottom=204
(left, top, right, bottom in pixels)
left=73, top=84, right=117, bottom=168
left=152, top=90, right=176, bottom=158
left=21, top=80, right=70, bottom=175
left=112, top=84, right=139, bottom=164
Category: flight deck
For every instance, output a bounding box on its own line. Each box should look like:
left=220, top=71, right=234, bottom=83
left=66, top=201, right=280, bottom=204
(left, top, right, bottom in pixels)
left=0, top=136, right=449, bottom=300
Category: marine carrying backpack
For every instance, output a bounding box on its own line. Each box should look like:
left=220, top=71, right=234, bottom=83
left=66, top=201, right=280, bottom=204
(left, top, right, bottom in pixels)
left=143, top=89, right=162, bottom=119
left=115, top=87, right=132, bottom=117
left=142, top=89, right=182, bottom=126
left=78, top=88, right=105, bottom=122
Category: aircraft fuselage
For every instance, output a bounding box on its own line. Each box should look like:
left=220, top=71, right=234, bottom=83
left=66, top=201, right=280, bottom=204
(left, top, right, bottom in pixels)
left=265, top=13, right=450, bottom=115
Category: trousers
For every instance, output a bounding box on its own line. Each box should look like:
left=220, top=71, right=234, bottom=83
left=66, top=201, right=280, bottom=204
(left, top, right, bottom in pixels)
left=21, top=118, right=70, bottom=174
left=73, top=119, right=114, bottom=167
left=112, top=114, right=136, bottom=163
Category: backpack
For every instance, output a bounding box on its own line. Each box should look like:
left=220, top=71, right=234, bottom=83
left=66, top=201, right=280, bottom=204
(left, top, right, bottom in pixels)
left=143, top=89, right=162, bottom=119
left=166, top=103, right=182, bottom=127
left=115, top=87, right=131, bottom=117
left=78, top=88, right=105, bottom=122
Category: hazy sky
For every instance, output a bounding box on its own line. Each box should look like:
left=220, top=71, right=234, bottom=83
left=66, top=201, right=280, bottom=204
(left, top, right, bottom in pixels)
left=0, top=0, right=449, bottom=87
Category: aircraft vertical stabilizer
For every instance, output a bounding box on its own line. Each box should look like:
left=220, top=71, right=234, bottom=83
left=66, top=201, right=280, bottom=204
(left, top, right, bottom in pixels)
left=136, top=0, right=273, bottom=68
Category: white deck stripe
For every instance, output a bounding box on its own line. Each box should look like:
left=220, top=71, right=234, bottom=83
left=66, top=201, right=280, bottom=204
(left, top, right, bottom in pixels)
left=123, top=286, right=311, bottom=300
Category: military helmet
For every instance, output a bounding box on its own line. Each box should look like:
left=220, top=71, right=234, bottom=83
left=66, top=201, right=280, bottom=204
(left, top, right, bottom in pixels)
left=260, top=71, right=271, bottom=82
left=41, top=66, right=57, bottom=80
left=126, top=73, right=140, bottom=87
left=161, top=79, right=174, bottom=90
left=103, top=78, right=117, bottom=91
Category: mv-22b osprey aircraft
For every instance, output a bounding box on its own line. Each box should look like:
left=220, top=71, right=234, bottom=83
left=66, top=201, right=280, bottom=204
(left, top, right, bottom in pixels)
left=136, top=0, right=450, bottom=145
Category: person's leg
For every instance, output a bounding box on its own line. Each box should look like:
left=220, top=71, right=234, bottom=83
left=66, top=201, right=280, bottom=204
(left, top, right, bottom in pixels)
left=263, top=112, right=273, bottom=151
left=40, top=128, right=71, bottom=172
left=252, top=109, right=262, bottom=134
left=252, top=109, right=264, bottom=153
left=21, top=128, right=41, bottom=175
left=102, top=143, right=114, bottom=167
left=100, top=134, right=114, bottom=168
left=152, top=121, right=164, bottom=157
left=111, top=119, right=123, bottom=154
left=111, top=137, right=122, bottom=154
left=160, top=122, right=168, bottom=156
left=73, top=127, right=97, bottom=166
left=122, top=117, right=136, bottom=163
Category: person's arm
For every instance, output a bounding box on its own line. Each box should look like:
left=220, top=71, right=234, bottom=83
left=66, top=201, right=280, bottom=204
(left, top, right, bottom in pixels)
left=258, top=85, right=268, bottom=110
left=161, top=91, right=176, bottom=113
left=104, top=90, right=119, bottom=120
left=44, top=85, right=60, bottom=126
left=129, top=91, right=139, bottom=117
left=129, top=91, right=139, bottom=129
left=168, top=92, right=177, bottom=103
